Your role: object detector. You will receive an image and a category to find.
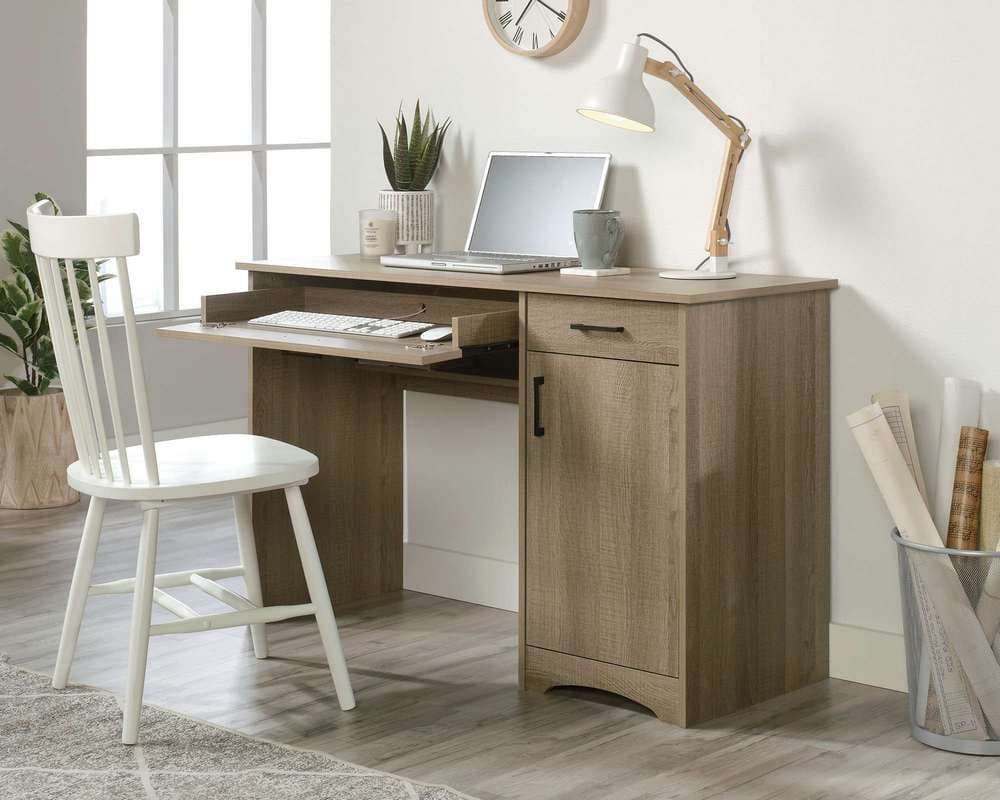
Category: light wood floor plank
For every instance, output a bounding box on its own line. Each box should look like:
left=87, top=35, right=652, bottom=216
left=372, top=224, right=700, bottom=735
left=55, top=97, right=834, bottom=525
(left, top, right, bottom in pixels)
left=0, top=496, right=987, bottom=799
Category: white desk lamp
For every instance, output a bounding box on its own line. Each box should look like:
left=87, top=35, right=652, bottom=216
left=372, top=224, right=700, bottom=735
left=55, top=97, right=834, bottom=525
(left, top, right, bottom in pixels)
left=578, top=34, right=751, bottom=280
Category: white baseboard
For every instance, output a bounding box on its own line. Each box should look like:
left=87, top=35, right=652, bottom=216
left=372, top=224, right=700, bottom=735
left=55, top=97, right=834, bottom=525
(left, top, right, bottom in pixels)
left=403, top=542, right=518, bottom=612
left=829, top=622, right=906, bottom=692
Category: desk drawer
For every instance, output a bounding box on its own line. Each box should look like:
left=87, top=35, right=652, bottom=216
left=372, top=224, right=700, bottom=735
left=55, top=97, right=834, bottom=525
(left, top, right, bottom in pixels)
left=526, top=294, right=680, bottom=364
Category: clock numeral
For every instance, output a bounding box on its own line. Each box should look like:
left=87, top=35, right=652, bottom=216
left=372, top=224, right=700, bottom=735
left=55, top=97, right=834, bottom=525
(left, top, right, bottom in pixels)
left=498, top=10, right=513, bottom=28
left=556, top=9, right=566, bottom=20
left=513, top=26, right=524, bottom=45
left=532, top=32, right=539, bottom=49
left=549, top=28, right=555, bottom=39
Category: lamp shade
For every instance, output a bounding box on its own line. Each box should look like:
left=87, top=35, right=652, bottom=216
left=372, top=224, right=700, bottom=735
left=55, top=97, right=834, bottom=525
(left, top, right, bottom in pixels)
left=577, top=42, right=655, bottom=132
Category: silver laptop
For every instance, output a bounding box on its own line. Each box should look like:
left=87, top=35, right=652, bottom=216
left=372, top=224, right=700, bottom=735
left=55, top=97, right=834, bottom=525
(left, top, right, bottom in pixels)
left=380, top=151, right=611, bottom=274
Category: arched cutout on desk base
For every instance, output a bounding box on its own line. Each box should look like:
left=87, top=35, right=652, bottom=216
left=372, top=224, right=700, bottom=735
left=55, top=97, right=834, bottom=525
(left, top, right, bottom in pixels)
left=540, top=684, right=660, bottom=718
left=523, top=646, right=681, bottom=724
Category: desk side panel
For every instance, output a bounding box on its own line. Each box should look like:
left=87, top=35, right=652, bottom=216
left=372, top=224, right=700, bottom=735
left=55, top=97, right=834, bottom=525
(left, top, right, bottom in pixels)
left=517, top=292, right=528, bottom=687
left=682, top=291, right=831, bottom=725
left=251, top=349, right=404, bottom=605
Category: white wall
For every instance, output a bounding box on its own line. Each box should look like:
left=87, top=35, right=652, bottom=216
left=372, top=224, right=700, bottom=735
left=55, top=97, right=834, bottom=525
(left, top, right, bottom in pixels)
left=334, top=0, right=1000, bottom=687
left=0, top=0, right=87, bottom=378
left=0, top=0, right=246, bottom=433
left=86, top=324, right=247, bottom=437
left=404, top=392, right=518, bottom=611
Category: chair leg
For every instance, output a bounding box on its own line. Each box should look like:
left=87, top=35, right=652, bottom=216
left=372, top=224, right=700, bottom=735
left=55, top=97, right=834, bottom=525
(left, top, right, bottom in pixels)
left=284, top=485, right=356, bottom=710
left=233, top=492, right=268, bottom=658
left=121, top=507, right=160, bottom=745
left=52, top=496, right=107, bottom=689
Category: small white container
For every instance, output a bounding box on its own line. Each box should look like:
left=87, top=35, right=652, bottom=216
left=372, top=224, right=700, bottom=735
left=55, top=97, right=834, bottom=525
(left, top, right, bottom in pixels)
left=359, top=209, right=398, bottom=259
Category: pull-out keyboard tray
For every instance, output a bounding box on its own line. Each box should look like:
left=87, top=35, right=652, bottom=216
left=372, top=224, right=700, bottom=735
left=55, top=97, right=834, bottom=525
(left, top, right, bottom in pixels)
left=157, top=284, right=518, bottom=368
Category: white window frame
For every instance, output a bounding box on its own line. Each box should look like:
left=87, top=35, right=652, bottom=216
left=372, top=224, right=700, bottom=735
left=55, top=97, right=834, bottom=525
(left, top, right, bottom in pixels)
left=86, top=0, right=330, bottom=321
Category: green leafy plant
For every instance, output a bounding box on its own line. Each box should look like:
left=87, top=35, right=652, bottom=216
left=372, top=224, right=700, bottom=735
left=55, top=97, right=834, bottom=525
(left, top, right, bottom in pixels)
left=378, top=100, right=452, bottom=192
left=0, top=193, right=110, bottom=395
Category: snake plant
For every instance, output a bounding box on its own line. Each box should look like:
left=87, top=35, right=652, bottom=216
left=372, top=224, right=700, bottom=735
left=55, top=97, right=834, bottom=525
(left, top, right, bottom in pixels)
left=379, top=101, right=452, bottom=192
left=0, top=193, right=111, bottom=395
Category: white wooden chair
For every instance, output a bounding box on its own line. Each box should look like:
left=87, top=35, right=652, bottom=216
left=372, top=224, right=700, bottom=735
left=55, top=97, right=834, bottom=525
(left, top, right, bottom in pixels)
left=27, top=200, right=355, bottom=745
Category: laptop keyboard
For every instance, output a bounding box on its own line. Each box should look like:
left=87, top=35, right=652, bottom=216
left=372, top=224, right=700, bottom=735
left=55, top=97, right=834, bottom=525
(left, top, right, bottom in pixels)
left=430, top=252, right=558, bottom=264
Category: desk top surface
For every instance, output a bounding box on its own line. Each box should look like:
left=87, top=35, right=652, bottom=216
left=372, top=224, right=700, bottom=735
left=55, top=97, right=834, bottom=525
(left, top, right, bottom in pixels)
left=239, top=255, right=837, bottom=305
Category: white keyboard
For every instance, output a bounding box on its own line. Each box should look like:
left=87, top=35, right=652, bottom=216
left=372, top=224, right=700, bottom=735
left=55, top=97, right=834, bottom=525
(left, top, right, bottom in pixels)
left=247, top=310, right=435, bottom=339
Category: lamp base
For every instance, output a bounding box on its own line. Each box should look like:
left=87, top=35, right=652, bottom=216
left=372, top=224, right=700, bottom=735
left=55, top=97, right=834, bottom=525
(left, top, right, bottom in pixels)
left=659, top=255, right=737, bottom=280
left=658, top=269, right=737, bottom=280
left=561, top=266, right=632, bottom=277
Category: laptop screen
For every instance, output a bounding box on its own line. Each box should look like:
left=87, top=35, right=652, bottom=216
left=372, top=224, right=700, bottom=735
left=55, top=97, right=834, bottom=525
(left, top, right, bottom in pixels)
left=466, top=153, right=610, bottom=257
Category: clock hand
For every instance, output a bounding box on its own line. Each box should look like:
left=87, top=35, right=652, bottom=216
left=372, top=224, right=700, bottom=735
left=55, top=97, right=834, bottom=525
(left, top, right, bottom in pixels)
left=515, top=0, right=535, bottom=26
left=535, top=0, right=565, bottom=20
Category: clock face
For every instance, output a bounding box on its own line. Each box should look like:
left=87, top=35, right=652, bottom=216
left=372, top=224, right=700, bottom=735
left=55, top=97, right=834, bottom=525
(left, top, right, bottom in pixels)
left=485, top=0, right=588, bottom=58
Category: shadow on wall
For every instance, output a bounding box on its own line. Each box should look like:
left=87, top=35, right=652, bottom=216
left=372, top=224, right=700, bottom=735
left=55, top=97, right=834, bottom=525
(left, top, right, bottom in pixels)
left=435, top=128, right=478, bottom=249
left=605, top=164, right=656, bottom=266
left=539, top=0, right=608, bottom=71
left=831, top=285, right=943, bottom=632
left=834, top=286, right=943, bottom=474
left=751, top=135, right=789, bottom=273
left=742, top=125, right=891, bottom=276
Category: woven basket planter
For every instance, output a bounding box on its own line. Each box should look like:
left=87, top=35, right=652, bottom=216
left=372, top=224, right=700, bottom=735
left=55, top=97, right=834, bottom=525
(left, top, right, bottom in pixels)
left=0, top=388, right=78, bottom=509
left=378, top=190, right=434, bottom=254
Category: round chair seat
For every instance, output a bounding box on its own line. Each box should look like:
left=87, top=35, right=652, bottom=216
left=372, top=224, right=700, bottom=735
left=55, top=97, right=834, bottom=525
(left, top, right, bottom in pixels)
left=67, top=434, right=319, bottom=501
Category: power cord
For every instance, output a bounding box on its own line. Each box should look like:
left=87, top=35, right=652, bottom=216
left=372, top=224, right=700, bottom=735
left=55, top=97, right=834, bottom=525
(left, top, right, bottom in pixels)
left=636, top=33, right=748, bottom=137
left=389, top=303, right=427, bottom=321
left=636, top=33, right=694, bottom=81
left=695, top=220, right=734, bottom=270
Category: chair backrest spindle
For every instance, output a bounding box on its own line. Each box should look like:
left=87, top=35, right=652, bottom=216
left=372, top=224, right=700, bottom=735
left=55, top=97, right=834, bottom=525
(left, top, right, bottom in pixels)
left=26, top=200, right=158, bottom=486
left=115, top=256, right=158, bottom=484
left=35, top=254, right=100, bottom=474
left=63, top=257, right=112, bottom=478
left=86, top=259, right=131, bottom=483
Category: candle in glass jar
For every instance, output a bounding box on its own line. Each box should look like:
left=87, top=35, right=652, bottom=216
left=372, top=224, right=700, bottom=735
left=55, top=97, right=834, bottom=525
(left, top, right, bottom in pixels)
left=359, top=209, right=398, bottom=259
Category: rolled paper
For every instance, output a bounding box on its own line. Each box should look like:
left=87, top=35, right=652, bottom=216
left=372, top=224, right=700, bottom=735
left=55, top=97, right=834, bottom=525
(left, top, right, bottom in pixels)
left=946, top=427, right=990, bottom=550
left=975, top=461, right=1000, bottom=657
left=981, top=462, right=1000, bottom=553
left=872, top=391, right=929, bottom=504
left=933, top=379, right=981, bottom=536
left=981, top=391, right=1000, bottom=461
left=848, top=404, right=995, bottom=737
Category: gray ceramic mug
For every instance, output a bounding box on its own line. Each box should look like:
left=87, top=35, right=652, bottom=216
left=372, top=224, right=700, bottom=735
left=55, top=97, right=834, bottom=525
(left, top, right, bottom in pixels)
left=573, top=210, right=624, bottom=270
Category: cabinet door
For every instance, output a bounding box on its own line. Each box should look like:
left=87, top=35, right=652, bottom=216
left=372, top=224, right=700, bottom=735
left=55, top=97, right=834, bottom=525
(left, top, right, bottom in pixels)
left=525, top=352, right=682, bottom=677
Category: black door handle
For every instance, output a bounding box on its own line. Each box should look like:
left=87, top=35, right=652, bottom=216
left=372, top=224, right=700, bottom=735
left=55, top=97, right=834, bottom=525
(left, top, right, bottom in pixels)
left=533, top=376, right=545, bottom=437
left=569, top=323, right=625, bottom=333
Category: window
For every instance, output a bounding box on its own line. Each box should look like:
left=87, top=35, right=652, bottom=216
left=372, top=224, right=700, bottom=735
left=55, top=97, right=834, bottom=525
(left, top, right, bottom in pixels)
left=86, top=0, right=331, bottom=317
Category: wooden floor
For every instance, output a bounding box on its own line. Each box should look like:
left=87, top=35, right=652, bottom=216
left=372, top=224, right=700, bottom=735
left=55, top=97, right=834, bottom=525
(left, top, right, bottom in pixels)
left=3, top=497, right=999, bottom=799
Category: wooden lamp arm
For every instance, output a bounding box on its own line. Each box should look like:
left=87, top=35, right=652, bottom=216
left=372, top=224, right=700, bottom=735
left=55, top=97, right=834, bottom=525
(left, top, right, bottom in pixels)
left=644, top=58, right=751, bottom=258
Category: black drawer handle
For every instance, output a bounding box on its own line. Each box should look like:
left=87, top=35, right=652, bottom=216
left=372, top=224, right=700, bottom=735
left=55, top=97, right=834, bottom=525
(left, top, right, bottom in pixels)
left=569, top=323, right=625, bottom=333
left=533, top=376, right=545, bottom=437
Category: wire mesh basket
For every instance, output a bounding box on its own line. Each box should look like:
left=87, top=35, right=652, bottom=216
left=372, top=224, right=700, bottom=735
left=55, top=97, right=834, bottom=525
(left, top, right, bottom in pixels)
left=894, top=529, right=1000, bottom=755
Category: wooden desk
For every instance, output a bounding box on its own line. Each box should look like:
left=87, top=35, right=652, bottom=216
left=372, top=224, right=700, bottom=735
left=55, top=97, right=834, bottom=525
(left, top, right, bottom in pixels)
left=158, top=255, right=836, bottom=726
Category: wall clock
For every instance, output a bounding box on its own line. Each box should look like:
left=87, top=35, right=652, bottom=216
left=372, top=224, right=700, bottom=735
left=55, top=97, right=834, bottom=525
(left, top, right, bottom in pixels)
left=484, top=0, right=590, bottom=58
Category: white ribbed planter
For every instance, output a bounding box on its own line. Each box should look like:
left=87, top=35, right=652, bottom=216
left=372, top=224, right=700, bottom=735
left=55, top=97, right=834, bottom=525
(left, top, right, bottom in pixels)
left=378, top=190, right=434, bottom=254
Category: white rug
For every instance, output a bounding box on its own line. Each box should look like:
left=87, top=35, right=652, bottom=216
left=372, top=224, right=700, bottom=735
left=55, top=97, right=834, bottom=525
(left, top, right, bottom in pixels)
left=0, top=655, right=477, bottom=800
